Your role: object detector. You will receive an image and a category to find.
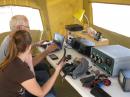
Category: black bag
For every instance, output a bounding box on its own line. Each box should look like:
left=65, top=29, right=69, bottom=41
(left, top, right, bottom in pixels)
left=65, top=24, right=83, bottom=31
left=62, top=58, right=89, bottom=79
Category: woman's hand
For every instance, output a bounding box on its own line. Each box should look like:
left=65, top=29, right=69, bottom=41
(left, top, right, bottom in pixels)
left=55, top=60, right=66, bottom=73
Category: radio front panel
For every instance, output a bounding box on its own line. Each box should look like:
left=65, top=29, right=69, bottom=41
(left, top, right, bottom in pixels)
left=91, top=48, right=114, bottom=76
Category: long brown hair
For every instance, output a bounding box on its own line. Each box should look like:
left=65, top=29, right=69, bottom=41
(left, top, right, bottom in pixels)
left=0, top=30, right=32, bottom=70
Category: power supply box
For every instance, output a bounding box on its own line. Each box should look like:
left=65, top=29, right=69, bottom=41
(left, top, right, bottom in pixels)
left=90, top=45, right=130, bottom=76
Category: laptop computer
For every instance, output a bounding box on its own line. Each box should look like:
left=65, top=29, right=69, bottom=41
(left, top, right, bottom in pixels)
left=40, top=32, right=64, bottom=51
left=53, top=32, right=64, bottom=50
left=48, top=33, right=64, bottom=59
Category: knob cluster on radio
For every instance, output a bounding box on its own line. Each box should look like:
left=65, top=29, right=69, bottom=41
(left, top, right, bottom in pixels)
left=90, top=50, right=113, bottom=76
left=91, top=53, right=104, bottom=64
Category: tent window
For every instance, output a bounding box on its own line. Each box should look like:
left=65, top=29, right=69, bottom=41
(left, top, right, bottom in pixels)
left=92, top=3, right=130, bottom=37
left=0, top=6, right=43, bottom=33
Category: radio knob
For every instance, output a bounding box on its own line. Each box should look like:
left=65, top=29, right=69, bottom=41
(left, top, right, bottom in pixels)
left=94, top=56, right=99, bottom=62
left=90, top=54, right=95, bottom=59
left=105, top=58, right=112, bottom=67
left=108, top=71, right=111, bottom=75
left=98, top=58, right=103, bottom=64
left=103, top=67, right=106, bottom=70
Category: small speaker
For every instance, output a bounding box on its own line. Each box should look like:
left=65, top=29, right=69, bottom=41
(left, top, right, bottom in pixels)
left=118, top=69, right=130, bottom=92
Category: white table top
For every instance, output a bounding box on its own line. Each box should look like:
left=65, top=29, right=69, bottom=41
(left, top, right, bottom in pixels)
left=38, top=47, right=130, bottom=97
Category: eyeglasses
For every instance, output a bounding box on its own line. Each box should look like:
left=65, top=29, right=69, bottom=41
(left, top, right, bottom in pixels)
left=17, top=25, right=30, bottom=32
left=19, top=25, right=30, bottom=29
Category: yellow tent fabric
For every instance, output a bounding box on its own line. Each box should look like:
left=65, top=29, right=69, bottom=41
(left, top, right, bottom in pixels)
left=0, top=0, right=38, bottom=8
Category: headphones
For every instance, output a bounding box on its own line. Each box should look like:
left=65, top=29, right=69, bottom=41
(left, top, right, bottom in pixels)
left=97, top=74, right=111, bottom=86
left=81, top=74, right=111, bottom=88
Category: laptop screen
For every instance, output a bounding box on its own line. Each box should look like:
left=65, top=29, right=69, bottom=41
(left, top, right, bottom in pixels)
left=53, top=33, right=64, bottom=49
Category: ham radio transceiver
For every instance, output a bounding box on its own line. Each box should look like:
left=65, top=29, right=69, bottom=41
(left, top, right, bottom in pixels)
left=90, top=45, right=130, bottom=76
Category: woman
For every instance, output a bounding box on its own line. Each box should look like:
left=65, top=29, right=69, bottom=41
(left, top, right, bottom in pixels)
left=0, top=30, right=65, bottom=97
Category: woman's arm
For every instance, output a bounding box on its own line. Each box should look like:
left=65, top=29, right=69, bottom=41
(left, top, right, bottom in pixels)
left=21, top=61, right=64, bottom=97
left=32, top=43, right=58, bottom=66
left=21, top=78, right=43, bottom=97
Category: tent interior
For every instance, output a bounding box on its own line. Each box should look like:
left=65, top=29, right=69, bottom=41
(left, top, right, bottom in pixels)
left=0, top=0, right=130, bottom=97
